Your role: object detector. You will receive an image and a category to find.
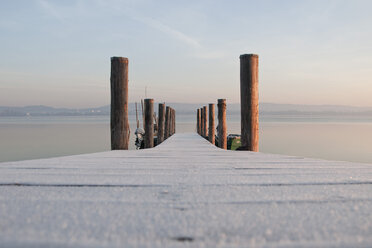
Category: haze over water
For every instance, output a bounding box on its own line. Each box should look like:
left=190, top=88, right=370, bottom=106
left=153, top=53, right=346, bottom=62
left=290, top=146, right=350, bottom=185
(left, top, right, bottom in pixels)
left=1, top=114, right=372, bottom=164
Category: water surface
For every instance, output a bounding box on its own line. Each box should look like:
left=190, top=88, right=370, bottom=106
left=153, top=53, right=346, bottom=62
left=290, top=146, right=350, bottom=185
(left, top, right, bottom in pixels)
left=1, top=115, right=372, bottom=164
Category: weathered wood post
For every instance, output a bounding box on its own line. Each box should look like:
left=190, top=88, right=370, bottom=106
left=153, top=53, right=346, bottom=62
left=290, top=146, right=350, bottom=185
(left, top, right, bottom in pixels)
left=200, top=107, right=204, bottom=137
left=164, top=106, right=171, bottom=139
left=158, top=103, right=166, bottom=144
left=240, top=54, right=259, bottom=151
left=169, top=108, right=173, bottom=136
left=208, top=103, right=215, bottom=144
left=203, top=106, right=208, bottom=138
left=135, top=102, right=140, bottom=129
left=141, top=99, right=145, bottom=130
left=110, top=57, right=130, bottom=150
left=144, top=98, right=154, bottom=148
left=172, top=108, right=176, bottom=135
left=217, top=99, right=227, bottom=149
left=174, top=109, right=176, bottom=134
left=197, top=109, right=201, bottom=134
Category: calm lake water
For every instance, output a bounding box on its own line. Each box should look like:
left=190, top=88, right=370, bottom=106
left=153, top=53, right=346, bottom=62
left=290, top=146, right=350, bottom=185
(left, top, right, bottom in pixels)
left=1, top=114, right=372, bottom=164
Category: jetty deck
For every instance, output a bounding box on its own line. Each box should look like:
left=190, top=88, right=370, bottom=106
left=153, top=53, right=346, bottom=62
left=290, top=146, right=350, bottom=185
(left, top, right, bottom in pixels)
left=0, top=133, right=371, bottom=247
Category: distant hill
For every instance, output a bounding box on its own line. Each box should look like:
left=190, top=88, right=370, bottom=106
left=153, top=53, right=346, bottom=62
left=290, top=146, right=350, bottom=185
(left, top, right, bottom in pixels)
left=1, top=103, right=372, bottom=117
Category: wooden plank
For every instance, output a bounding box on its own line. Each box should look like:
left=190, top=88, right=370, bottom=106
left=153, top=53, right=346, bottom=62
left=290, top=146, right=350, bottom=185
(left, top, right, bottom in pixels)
left=0, top=133, right=371, bottom=247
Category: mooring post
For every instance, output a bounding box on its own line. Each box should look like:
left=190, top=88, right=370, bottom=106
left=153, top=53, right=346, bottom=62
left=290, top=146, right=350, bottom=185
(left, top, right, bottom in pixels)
left=110, top=57, right=130, bottom=150
left=169, top=108, right=173, bottom=136
left=169, top=107, right=172, bottom=136
left=217, top=99, right=227, bottom=149
left=203, top=106, right=208, bottom=138
left=144, top=98, right=154, bottom=148
left=200, top=107, right=204, bottom=137
left=164, top=106, right=171, bottom=139
left=172, top=108, right=176, bottom=135
left=240, top=54, right=259, bottom=151
left=158, top=103, right=166, bottom=144
left=196, top=109, right=201, bottom=134
left=208, top=103, right=215, bottom=144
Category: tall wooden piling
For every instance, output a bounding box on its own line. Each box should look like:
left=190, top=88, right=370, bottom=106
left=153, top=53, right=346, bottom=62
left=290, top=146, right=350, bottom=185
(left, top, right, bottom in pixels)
left=208, top=103, right=215, bottom=144
left=200, top=107, right=204, bottom=137
left=110, top=57, right=130, bottom=150
left=164, top=106, right=171, bottom=139
left=240, top=54, right=259, bottom=151
left=203, top=106, right=208, bottom=138
left=169, top=108, right=173, bottom=136
left=197, top=109, right=201, bottom=134
left=172, top=109, right=176, bottom=135
left=135, top=102, right=140, bottom=129
left=158, top=103, right=166, bottom=144
left=141, top=99, right=145, bottom=130
left=144, top=99, right=154, bottom=148
left=217, top=99, right=227, bottom=149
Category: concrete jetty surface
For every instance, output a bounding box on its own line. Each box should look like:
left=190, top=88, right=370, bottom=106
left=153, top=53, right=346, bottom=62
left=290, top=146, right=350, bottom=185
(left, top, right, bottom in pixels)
left=0, top=133, right=371, bottom=247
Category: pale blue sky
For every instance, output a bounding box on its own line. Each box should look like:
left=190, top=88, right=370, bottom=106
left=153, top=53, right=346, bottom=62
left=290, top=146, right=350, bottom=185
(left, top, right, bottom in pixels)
left=1, top=0, right=371, bottom=108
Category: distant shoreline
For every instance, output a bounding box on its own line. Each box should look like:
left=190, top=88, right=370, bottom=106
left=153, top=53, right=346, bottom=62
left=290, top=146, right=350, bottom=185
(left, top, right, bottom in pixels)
left=1, top=103, right=372, bottom=117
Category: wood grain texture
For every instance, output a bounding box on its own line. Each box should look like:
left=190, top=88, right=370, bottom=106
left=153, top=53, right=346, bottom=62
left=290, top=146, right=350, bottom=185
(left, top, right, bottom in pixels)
left=110, top=57, right=129, bottom=150
left=144, top=99, right=154, bottom=148
left=1, top=133, right=372, bottom=247
left=203, top=106, right=208, bottom=138
left=217, top=99, right=227, bottom=149
left=201, top=107, right=205, bottom=137
left=240, top=54, right=259, bottom=151
left=157, top=103, right=166, bottom=144
left=197, top=109, right=201, bottom=135
left=164, top=106, right=171, bottom=139
left=208, top=104, right=215, bottom=145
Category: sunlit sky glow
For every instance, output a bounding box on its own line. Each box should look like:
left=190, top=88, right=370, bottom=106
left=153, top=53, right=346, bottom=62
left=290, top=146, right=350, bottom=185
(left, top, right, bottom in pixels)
left=1, top=0, right=372, bottom=108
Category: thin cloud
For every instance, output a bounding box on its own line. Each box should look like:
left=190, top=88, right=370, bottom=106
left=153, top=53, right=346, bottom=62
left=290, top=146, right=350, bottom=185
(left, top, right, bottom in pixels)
left=131, top=14, right=201, bottom=49
left=192, top=50, right=229, bottom=59
left=37, top=0, right=64, bottom=21
left=105, top=3, right=201, bottom=49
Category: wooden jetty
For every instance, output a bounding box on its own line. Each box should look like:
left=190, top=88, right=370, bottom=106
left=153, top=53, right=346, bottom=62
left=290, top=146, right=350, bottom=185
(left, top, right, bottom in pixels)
left=1, top=54, right=371, bottom=247
left=1, top=133, right=372, bottom=247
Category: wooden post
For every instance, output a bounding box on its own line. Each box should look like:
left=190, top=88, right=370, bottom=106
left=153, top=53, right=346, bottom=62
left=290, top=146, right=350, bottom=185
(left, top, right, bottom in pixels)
left=144, top=98, right=154, bottom=148
left=203, top=106, right=208, bottom=138
left=110, top=57, right=129, bottom=150
left=141, top=99, right=145, bottom=129
left=164, top=106, right=171, bottom=139
left=169, top=108, right=173, bottom=136
left=135, top=102, right=139, bottom=129
left=200, top=107, right=204, bottom=136
left=158, top=103, right=166, bottom=144
left=240, top=54, right=259, bottom=151
left=197, top=109, right=201, bottom=134
left=217, top=99, right=227, bottom=149
left=208, top=103, right=215, bottom=144
left=172, top=109, right=176, bottom=134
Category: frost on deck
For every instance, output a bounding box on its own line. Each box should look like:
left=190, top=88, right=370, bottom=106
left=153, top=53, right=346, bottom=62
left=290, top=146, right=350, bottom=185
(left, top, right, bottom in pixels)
left=0, top=133, right=371, bottom=247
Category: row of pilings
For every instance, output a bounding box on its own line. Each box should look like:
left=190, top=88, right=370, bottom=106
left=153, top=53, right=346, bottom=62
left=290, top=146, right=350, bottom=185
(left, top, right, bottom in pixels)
left=196, top=99, right=227, bottom=149
left=196, top=54, right=259, bottom=152
left=143, top=101, right=175, bottom=148
left=110, top=57, right=175, bottom=150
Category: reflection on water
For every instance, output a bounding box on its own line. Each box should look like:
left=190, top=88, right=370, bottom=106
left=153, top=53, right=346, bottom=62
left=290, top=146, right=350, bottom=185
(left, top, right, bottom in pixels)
left=1, top=115, right=372, bottom=164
